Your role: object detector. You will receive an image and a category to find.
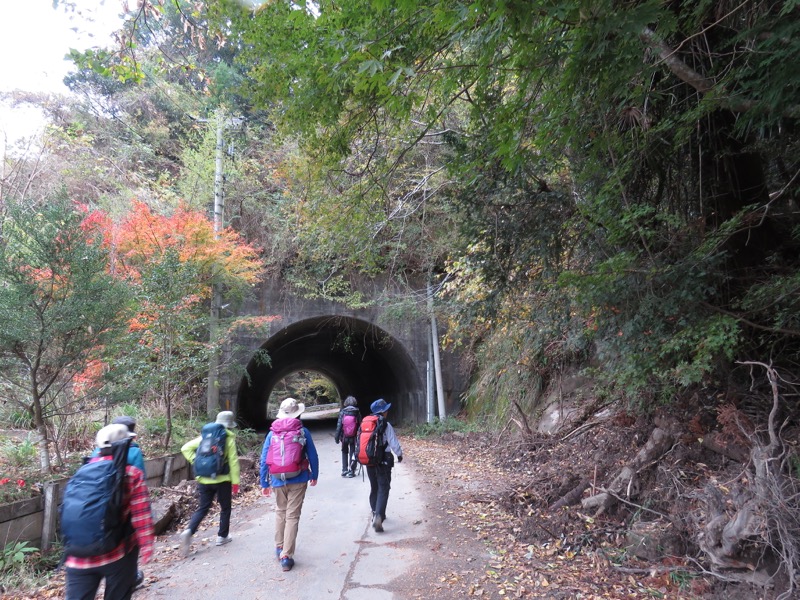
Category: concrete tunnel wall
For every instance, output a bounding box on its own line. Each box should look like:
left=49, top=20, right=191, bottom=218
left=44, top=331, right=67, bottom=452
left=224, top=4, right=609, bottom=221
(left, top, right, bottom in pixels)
left=236, top=316, right=424, bottom=431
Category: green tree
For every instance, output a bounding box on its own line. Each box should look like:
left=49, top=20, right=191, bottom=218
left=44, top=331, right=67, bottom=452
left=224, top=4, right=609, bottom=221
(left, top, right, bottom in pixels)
left=0, top=197, right=132, bottom=472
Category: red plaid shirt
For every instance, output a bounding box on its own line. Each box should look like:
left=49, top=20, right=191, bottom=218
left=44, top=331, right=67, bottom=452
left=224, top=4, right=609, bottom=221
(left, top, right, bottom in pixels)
left=65, top=459, right=155, bottom=569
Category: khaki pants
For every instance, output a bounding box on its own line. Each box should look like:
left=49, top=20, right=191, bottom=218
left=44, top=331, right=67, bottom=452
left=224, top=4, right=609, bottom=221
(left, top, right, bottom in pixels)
left=274, top=482, right=308, bottom=558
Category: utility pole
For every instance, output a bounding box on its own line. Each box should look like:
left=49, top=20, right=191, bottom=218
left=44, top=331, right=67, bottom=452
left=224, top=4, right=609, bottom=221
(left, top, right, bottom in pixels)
left=207, top=109, right=225, bottom=416
left=206, top=109, right=242, bottom=416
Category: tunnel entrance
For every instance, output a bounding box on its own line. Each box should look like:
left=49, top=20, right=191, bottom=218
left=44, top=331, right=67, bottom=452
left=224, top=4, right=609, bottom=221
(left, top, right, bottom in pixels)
left=265, top=370, right=340, bottom=418
left=237, top=316, right=422, bottom=430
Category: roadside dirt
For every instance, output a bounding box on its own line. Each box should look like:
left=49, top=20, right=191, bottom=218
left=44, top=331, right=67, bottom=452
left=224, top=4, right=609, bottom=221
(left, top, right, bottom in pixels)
left=389, top=425, right=781, bottom=600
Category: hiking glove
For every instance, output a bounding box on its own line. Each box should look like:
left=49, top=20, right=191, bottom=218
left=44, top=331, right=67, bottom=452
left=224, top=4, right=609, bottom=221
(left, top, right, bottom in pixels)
left=397, top=455, right=403, bottom=463
left=232, top=484, right=240, bottom=495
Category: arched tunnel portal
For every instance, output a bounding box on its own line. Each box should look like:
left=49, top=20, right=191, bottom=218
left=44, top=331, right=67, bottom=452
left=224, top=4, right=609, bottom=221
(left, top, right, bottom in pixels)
left=237, top=316, right=423, bottom=431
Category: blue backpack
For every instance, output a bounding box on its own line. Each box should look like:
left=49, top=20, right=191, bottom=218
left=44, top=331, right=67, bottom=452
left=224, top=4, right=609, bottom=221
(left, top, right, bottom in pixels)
left=60, top=437, right=132, bottom=557
left=193, top=422, right=229, bottom=478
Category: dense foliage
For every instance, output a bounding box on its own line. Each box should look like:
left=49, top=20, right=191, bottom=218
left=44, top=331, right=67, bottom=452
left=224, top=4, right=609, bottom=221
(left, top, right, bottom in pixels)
left=3, top=0, right=798, bottom=439
left=216, top=0, right=800, bottom=416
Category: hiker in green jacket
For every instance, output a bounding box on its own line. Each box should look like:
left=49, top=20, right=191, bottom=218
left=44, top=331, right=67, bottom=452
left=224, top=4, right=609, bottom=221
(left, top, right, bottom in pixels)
left=179, top=411, right=241, bottom=557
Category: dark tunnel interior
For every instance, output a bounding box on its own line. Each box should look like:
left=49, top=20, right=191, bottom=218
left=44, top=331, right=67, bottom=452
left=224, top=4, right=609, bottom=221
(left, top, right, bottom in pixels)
left=237, top=316, right=421, bottom=430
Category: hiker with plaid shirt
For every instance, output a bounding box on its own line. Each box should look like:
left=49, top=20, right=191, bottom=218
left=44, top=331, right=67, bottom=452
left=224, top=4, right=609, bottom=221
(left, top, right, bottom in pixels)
left=65, top=424, right=154, bottom=600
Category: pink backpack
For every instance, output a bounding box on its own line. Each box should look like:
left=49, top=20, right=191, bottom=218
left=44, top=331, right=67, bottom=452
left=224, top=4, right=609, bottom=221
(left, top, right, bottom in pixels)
left=266, top=418, right=308, bottom=480
left=342, top=414, right=358, bottom=438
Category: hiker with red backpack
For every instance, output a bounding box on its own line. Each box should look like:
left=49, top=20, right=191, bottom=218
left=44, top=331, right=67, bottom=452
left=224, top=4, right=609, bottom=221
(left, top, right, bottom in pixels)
left=357, top=399, right=403, bottom=533
left=260, top=397, right=320, bottom=572
left=335, top=395, right=362, bottom=477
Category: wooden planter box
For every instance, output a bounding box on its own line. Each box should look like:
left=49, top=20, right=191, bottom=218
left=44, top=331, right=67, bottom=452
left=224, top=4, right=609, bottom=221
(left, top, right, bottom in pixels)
left=0, top=452, right=189, bottom=551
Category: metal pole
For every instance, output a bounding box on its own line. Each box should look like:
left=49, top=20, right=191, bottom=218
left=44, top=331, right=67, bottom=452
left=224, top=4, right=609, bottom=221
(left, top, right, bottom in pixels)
left=427, top=277, right=446, bottom=420
left=426, top=359, right=434, bottom=423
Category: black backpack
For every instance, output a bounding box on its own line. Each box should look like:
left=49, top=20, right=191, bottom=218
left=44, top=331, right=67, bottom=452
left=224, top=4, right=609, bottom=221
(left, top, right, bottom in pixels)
left=60, top=437, right=132, bottom=557
left=193, top=422, right=229, bottom=478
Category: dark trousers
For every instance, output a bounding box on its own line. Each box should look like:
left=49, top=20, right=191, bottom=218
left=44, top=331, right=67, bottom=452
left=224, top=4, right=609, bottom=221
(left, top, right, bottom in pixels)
left=188, top=480, right=232, bottom=537
left=366, top=463, right=392, bottom=519
left=66, top=546, right=139, bottom=600
left=341, top=437, right=356, bottom=472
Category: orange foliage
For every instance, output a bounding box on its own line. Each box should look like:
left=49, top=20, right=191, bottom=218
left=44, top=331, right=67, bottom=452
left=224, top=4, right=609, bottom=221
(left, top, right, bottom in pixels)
left=224, top=315, right=282, bottom=337
left=73, top=359, right=106, bottom=397
left=86, top=201, right=263, bottom=286
left=80, top=201, right=264, bottom=354
left=717, top=403, right=754, bottom=447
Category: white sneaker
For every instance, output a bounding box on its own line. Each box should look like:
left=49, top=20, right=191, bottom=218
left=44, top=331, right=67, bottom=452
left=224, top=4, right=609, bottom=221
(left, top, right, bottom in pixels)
left=216, top=535, right=233, bottom=546
left=179, top=529, right=192, bottom=557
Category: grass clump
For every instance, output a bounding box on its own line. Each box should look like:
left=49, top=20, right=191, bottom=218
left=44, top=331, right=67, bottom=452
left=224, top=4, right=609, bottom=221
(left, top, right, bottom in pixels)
left=412, top=416, right=482, bottom=439
left=0, top=543, right=61, bottom=595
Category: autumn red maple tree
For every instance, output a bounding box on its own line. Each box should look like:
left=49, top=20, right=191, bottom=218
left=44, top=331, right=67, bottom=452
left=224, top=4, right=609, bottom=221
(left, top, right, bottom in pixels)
left=79, top=201, right=265, bottom=446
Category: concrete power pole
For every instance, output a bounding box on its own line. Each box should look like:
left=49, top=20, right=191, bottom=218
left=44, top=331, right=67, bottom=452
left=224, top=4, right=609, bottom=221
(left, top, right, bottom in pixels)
left=207, top=109, right=226, bottom=416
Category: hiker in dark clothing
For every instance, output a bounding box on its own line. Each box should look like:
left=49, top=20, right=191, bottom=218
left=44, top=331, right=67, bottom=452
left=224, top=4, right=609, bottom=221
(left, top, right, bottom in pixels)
left=365, top=399, right=403, bottom=533
left=334, top=395, right=362, bottom=477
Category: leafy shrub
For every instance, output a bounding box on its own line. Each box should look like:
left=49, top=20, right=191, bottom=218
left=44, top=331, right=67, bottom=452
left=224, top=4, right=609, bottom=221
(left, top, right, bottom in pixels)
left=0, top=542, right=37, bottom=574
left=141, top=415, right=168, bottom=439
left=234, top=428, right=264, bottom=456
left=0, top=543, right=59, bottom=595
left=0, top=434, right=37, bottom=468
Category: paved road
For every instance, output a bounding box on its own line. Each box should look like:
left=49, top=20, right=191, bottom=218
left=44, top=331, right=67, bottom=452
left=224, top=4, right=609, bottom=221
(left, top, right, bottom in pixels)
left=138, top=423, right=426, bottom=600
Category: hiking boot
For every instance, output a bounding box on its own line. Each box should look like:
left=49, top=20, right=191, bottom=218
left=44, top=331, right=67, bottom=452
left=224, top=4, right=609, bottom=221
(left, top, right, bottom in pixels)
left=346, top=470, right=355, bottom=478
left=372, top=514, right=384, bottom=533
left=216, top=535, right=233, bottom=546
left=280, top=556, right=295, bottom=571
left=179, top=529, right=192, bottom=557
left=134, top=570, right=144, bottom=588
left=275, top=546, right=283, bottom=560
left=341, top=470, right=348, bottom=477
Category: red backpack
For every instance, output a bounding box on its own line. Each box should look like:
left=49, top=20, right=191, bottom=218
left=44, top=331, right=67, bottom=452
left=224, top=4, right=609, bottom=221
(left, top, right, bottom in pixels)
left=266, top=418, right=308, bottom=480
left=357, top=415, right=386, bottom=466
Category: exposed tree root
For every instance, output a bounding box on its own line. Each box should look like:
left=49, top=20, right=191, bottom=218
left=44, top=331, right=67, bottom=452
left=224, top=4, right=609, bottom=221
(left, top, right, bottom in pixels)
left=581, top=427, right=674, bottom=515
left=696, top=362, right=799, bottom=599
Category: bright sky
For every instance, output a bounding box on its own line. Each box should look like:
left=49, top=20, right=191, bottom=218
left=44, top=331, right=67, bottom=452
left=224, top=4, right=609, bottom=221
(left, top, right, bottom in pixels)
left=0, top=0, right=124, bottom=143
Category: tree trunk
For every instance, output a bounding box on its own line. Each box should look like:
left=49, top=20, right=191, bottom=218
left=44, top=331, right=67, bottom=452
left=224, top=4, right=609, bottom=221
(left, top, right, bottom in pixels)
left=31, top=385, right=52, bottom=473
left=35, top=421, right=51, bottom=473
left=697, top=362, right=797, bottom=597
left=165, top=396, right=173, bottom=451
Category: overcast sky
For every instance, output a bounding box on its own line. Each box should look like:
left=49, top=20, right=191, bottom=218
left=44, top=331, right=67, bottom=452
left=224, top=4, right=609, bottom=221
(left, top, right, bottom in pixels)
left=0, top=0, right=123, bottom=144
left=0, top=0, right=122, bottom=93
